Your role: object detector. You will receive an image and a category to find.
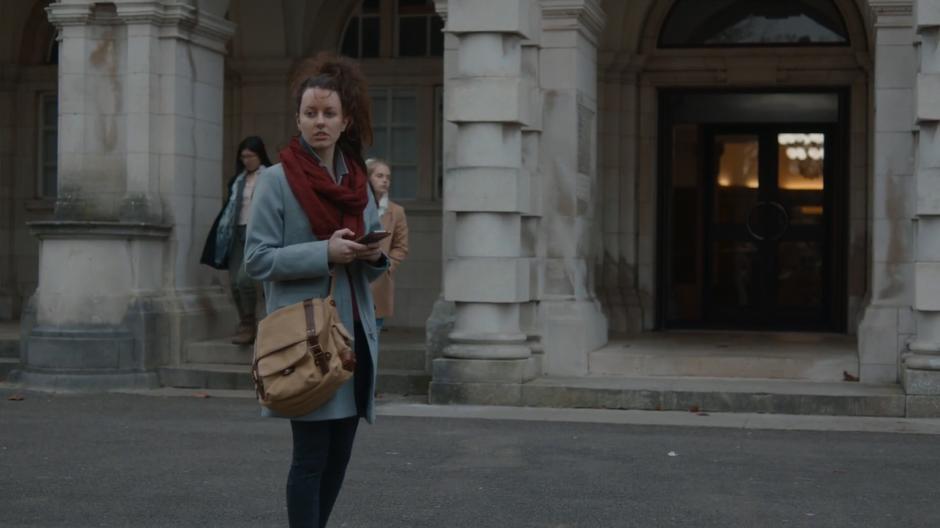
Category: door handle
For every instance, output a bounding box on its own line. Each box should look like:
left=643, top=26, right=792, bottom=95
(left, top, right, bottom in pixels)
left=745, top=201, right=790, bottom=241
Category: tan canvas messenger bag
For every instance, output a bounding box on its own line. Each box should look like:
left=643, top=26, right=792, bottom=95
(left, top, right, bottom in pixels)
left=250, top=278, right=356, bottom=417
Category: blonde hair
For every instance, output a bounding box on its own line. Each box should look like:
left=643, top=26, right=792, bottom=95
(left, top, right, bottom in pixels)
left=365, top=157, right=390, bottom=176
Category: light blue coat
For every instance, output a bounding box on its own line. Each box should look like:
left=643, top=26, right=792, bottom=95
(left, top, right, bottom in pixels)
left=244, top=161, right=388, bottom=423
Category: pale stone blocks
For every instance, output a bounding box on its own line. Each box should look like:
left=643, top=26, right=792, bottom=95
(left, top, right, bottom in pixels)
left=876, top=88, right=915, bottom=131
left=915, top=0, right=940, bottom=27
left=446, top=77, right=529, bottom=125
left=444, top=258, right=531, bottom=303
left=915, top=167, right=940, bottom=213
left=444, top=167, right=527, bottom=212
left=874, top=132, right=916, bottom=177
left=456, top=33, right=520, bottom=76
left=916, top=73, right=940, bottom=120
left=875, top=44, right=917, bottom=89
left=454, top=213, right=520, bottom=257
left=872, top=218, right=913, bottom=263
left=447, top=0, right=535, bottom=40
left=914, top=262, right=940, bottom=309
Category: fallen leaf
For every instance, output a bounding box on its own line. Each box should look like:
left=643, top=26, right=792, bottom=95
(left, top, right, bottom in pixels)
left=192, top=392, right=210, bottom=399
left=7, top=394, right=24, bottom=401
left=843, top=371, right=859, bottom=382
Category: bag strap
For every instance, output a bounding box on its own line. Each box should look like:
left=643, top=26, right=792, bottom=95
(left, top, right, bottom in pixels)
left=303, top=299, right=330, bottom=375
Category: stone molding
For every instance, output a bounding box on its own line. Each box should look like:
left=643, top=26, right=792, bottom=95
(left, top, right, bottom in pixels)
left=47, top=1, right=235, bottom=52
left=870, top=0, right=914, bottom=27
left=541, top=0, right=605, bottom=47
left=28, top=221, right=172, bottom=240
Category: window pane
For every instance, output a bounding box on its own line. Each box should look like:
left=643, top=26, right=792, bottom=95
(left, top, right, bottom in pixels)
left=399, top=16, right=428, bottom=57
left=369, top=131, right=388, bottom=160
left=362, top=16, right=380, bottom=58
left=398, top=0, right=433, bottom=15
left=389, top=165, right=418, bottom=200
left=362, top=0, right=380, bottom=14
left=43, top=96, right=57, bottom=127
left=660, top=0, right=849, bottom=47
left=341, top=17, right=359, bottom=57
left=371, top=90, right=388, bottom=126
left=392, top=92, right=416, bottom=124
left=43, top=165, right=57, bottom=198
left=390, top=127, right=417, bottom=163
left=430, top=16, right=444, bottom=56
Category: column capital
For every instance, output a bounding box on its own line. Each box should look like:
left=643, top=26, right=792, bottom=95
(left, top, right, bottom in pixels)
left=540, top=0, right=605, bottom=47
left=433, top=0, right=448, bottom=22
left=870, top=0, right=914, bottom=28
left=915, top=0, right=940, bottom=28
left=45, top=3, right=95, bottom=27
left=446, top=0, right=536, bottom=40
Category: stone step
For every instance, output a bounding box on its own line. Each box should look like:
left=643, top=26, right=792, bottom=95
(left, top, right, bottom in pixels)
left=376, top=369, right=430, bottom=396
left=0, top=321, right=20, bottom=359
left=0, top=358, right=19, bottom=381
left=185, top=337, right=428, bottom=372
left=590, top=333, right=858, bottom=382
left=185, top=339, right=252, bottom=365
left=430, top=375, right=907, bottom=417
left=159, top=363, right=430, bottom=395
left=158, top=364, right=254, bottom=391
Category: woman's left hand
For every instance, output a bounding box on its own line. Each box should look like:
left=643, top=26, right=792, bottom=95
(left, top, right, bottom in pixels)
left=355, top=242, right=383, bottom=263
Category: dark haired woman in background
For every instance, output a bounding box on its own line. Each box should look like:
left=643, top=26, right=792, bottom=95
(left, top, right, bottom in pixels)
left=201, top=136, right=273, bottom=345
left=244, top=54, right=387, bottom=528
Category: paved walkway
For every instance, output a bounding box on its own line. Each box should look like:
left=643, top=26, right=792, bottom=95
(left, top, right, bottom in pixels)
left=2, top=388, right=939, bottom=527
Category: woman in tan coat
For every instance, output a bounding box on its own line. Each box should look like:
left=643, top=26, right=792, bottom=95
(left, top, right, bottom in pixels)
left=366, top=158, right=409, bottom=329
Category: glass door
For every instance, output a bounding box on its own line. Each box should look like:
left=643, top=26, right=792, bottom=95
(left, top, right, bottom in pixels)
left=702, top=127, right=832, bottom=328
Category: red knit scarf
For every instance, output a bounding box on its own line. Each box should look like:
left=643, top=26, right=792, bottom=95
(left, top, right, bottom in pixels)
left=280, top=136, right=368, bottom=240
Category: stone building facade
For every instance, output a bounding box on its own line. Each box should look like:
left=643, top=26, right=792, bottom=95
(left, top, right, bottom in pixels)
left=1, top=0, right=939, bottom=415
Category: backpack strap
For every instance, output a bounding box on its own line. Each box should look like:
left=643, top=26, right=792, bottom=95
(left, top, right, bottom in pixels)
left=303, top=299, right=330, bottom=375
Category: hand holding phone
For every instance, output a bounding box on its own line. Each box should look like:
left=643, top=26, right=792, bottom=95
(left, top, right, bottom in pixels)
left=355, top=230, right=390, bottom=245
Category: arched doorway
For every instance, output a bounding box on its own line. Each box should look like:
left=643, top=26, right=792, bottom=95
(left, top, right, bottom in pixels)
left=597, top=0, right=871, bottom=334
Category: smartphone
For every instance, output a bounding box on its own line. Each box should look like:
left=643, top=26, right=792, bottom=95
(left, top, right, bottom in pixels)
left=355, top=231, right=390, bottom=245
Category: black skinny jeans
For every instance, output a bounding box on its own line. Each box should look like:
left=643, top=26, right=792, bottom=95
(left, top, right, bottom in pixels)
left=286, top=322, right=373, bottom=528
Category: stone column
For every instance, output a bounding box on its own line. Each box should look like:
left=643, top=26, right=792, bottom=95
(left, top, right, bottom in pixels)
left=903, top=0, right=940, bottom=416
left=537, top=0, right=607, bottom=375
left=858, top=1, right=917, bottom=384
left=14, top=0, right=234, bottom=390
left=0, top=77, right=14, bottom=320
left=429, top=0, right=539, bottom=405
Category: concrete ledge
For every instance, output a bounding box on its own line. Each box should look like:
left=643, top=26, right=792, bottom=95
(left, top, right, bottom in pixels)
left=429, top=381, right=523, bottom=406
left=8, top=368, right=160, bottom=391
left=160, top=363, right=430, bottom=396
left=907, top=395, right=940, bottom=417
left=430, top=375, right=908, bottom=417
left=376, top=370, right=430, bottom=396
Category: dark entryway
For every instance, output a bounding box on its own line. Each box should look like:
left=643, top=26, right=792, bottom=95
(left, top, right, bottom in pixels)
left=659, top=91, right=847, bottom=331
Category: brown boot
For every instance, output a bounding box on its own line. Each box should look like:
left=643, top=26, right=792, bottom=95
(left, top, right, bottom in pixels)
left=231, top=316, right=256, bottom=345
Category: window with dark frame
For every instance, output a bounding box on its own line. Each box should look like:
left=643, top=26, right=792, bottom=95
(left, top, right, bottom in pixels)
left=659, top=0, right=850, bottom=48
left=368, top=87, right=419, bottom=201
left=37, top=93, right=58, bottom=198
left=340, top=0, right=381, bottom=58
left=340, top=0, right=444, bottom=58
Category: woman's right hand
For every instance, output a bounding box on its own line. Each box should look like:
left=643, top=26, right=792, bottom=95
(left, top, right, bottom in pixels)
left=327, top=228, right=366, bottom=264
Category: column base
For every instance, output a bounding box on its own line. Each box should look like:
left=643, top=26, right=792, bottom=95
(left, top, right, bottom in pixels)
left=17, top=287, right=237, bottom=392
left=857, top=304, right=904, bottom=384
left=429, top=356, right=541, bottom=405
left=901, top=353, right=940, bottom=417
left=540, top=299, right=608, bottom=376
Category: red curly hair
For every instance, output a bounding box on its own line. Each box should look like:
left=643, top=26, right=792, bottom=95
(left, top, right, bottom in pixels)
left=291, top=53, right=373, bottom=165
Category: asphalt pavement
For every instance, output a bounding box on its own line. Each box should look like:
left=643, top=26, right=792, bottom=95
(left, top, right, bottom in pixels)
left=1, top=388, right=939, bottom=528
